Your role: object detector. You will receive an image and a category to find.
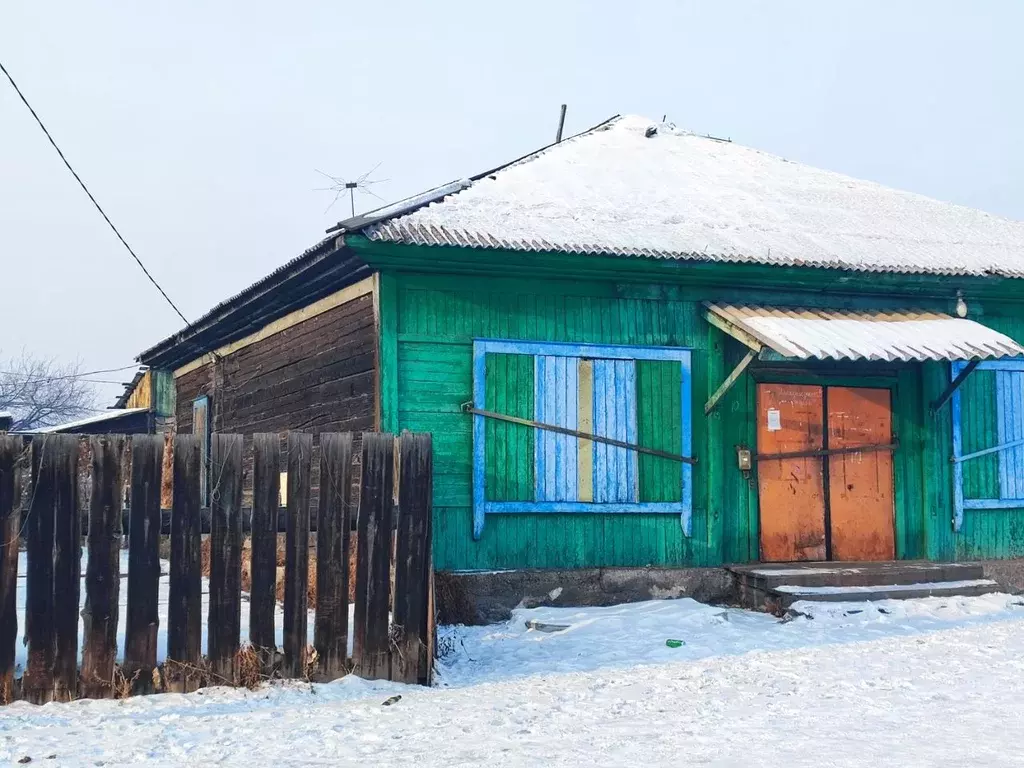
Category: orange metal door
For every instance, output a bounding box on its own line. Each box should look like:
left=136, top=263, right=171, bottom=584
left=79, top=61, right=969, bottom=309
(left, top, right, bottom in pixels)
left=827, top=387, right=895, bottom=561
left=757, top=384, right=827, bottom=561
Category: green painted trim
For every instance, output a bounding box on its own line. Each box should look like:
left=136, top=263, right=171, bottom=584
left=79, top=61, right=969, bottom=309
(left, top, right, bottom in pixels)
left=347, top=235, right=1024, bottom=302
left=705, top=323, right=726, bottom=563
left=378, top=272, right=399, bottom=433
left=152, top=369, right=176, bottom=418
left=892, top=372, right=911, bottom=559
left=751, top=370, right=899, bottom=389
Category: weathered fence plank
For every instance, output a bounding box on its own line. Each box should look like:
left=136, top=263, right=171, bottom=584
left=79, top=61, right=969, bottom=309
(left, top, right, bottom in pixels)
left=24, top=437, right=57, bottom=704
left=393, top=433, right=434, bottom=685
left=49, top=435, right=81, bottom=702
left=315, top=432, right=353, bottom=681
left=0, top=436, right=22, bottom=704
left=3, top=426, right=436, bottom=706
left=167, top=435, right=203, bottom=693
left=283, top=432, right=312, bottom=678
left=250, top=434, right=280, bottom=670
left=354, top=432, right=395, bottom=681
left=124, top=434, right=163, bottom=695
left=81, top=435, right=125, bottom=699
left=208, top=434, right=243, bottom=685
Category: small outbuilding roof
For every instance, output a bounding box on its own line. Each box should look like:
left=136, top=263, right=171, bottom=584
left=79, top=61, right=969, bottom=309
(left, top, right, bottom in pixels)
left=363, top=115, right=1024, bottom=278
left=21, top=408, right=149, bottom=435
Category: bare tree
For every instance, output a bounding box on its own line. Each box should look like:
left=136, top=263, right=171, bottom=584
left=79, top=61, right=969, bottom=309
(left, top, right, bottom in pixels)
left=0, top=351, right=99, bottom=431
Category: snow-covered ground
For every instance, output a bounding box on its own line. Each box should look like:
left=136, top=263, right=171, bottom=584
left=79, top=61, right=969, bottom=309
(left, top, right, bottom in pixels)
left=4, top=582, right=1024, bottom=766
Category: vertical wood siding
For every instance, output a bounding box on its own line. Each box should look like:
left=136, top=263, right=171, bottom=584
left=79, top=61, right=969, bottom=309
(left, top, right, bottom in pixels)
left=390, top=270, right=1024, bottom=569
left=592, top=359, right=638, bottom=503
left=960, top=370, right=1000, bottom=500
left=483, top=354, right=534, bottom=502
left=535, top=356, right=579, bottom=502
left=996, top=370, right=1024, bottom=499
left=928, top=310, right=1024, bottom=560
left=637, top=360, right=683, bottom=503
left=394, top=275, right=712, bottom=570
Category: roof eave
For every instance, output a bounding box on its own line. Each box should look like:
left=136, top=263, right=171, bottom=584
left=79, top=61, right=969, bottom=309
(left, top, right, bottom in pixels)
left=139, top=236, right=369, bottom=370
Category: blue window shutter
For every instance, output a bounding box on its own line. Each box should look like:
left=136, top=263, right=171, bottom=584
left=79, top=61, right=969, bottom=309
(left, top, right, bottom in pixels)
left=997, top=370, right=1024, bottom=500
left=592, top=359, right=638, bottom=503
left=535, top=356, right=579, bottom=501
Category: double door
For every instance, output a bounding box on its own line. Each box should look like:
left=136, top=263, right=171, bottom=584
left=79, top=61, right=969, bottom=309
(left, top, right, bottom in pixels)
left=757, top=383, right=895, bottom=562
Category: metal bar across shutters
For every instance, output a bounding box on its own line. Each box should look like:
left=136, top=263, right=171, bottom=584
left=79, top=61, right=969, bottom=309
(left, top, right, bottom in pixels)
left=462, top=404, right=697, bottom=464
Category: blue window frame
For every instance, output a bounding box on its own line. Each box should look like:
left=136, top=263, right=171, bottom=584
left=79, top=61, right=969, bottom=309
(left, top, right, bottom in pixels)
left=471, top=339, right=693, bottom=540
left=193, top=395, right=211, bottom=507
left=951, top=359, right=1024, bottom=531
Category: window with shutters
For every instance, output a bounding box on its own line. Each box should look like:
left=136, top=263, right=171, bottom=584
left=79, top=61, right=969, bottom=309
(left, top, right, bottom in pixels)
left=470, top=340, right=693, bottom=540
left=951, top=359, right=1024, bottom=530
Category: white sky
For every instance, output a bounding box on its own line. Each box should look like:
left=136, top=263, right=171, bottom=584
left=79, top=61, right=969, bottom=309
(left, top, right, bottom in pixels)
left=2, top=1, right=1021, bottom=405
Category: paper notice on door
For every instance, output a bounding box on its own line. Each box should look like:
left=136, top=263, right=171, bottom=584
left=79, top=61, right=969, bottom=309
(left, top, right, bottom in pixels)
left=766, top=408, right=782, bottom=432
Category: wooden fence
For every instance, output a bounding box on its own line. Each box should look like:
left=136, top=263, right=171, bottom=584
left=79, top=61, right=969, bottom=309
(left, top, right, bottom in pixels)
left=0, top=431, right=433, bottom=705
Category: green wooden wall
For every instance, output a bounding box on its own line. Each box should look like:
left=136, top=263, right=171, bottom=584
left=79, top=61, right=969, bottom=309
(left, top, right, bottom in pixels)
left=922, top=308, right=1024, bottom=560
left=377, top=267, right=1024, bottom=570
left=386, top=273, right=732, bottom=570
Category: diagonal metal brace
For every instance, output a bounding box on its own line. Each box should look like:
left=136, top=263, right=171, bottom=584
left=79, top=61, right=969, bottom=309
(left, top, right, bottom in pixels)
left=931, top=359, right=979, bottom=413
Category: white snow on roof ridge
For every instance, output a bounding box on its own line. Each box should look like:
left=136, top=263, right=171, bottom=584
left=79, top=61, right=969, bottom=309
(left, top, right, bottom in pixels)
left=366, top=114, right=1024, bottom=277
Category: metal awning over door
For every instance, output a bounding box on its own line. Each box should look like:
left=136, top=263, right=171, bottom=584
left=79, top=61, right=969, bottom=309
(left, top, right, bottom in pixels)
left=706, top=303, right=1024, bottom=362
left=704, top=303, right=1024, bottom=414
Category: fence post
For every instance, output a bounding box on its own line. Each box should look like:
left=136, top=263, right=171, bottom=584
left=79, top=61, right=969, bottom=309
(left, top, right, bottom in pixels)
left=81, top=435, right=125, bottom=699
left=124, top=434, right=163, bottom=695
left=24, top=434, right=80, bottom=703
left=315, top=433, right=353, bottom=681
left=250, top=434, right=280, bottom=672
left=167, top=435, right=203, bottom=692
left=282, top=432, right=312, bottom=678
left=0, top=436, right=22, bottom=704
left=353, top=432, right=394, bottom=681
left=208, top=434, right=243, bottom=685
left=52, top=434, right=81, bottom=702
left=24, top=436, right=56, bottom=703
left=393, top=432, right=434, bottom=685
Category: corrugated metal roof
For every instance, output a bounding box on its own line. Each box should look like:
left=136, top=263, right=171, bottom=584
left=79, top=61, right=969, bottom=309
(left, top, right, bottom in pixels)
left=706, top=304, right=1024, bottom=362
left=364, top=115, right=1024, bottom=278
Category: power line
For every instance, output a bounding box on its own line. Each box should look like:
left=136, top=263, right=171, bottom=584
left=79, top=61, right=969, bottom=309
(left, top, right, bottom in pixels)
left=0, top=58, right=190, bottom=326
left=1, top=401, right=111, bottom=413
left=0, top=363, right=140, bottom=383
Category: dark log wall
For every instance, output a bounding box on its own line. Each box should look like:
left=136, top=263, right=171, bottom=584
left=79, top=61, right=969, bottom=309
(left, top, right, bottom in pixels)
left=174, top=291, right=376, bottom=436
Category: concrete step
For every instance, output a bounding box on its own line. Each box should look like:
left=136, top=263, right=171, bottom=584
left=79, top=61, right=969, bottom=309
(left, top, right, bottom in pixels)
left=729, top=561, right=984, bottom=591
left=770, top=578, right=1001, bottom=609
left=728, top=561, right=994, bottom=612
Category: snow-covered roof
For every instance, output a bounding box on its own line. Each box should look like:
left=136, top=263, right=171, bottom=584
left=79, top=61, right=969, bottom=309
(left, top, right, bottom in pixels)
left=364, top=115, right=1024, bottom=277
left=23, top=408, right=148, bottom=434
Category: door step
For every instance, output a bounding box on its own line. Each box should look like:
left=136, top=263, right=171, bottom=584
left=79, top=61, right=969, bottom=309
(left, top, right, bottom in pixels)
left=771, top=578, right=1000, bottom=607
left=728, top=561, right=1000, bottom=612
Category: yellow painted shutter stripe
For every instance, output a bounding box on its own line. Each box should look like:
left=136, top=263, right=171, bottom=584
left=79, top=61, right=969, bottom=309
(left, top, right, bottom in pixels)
left=577, top=359, right=594, bottom=502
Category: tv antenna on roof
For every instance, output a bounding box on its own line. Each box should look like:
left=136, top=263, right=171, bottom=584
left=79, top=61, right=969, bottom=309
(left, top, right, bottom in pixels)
left=315, top=162, right=389, bottom=217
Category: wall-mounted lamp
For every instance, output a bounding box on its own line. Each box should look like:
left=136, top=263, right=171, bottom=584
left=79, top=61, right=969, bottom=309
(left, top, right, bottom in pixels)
left=955, top=290, right=968, bottom=318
